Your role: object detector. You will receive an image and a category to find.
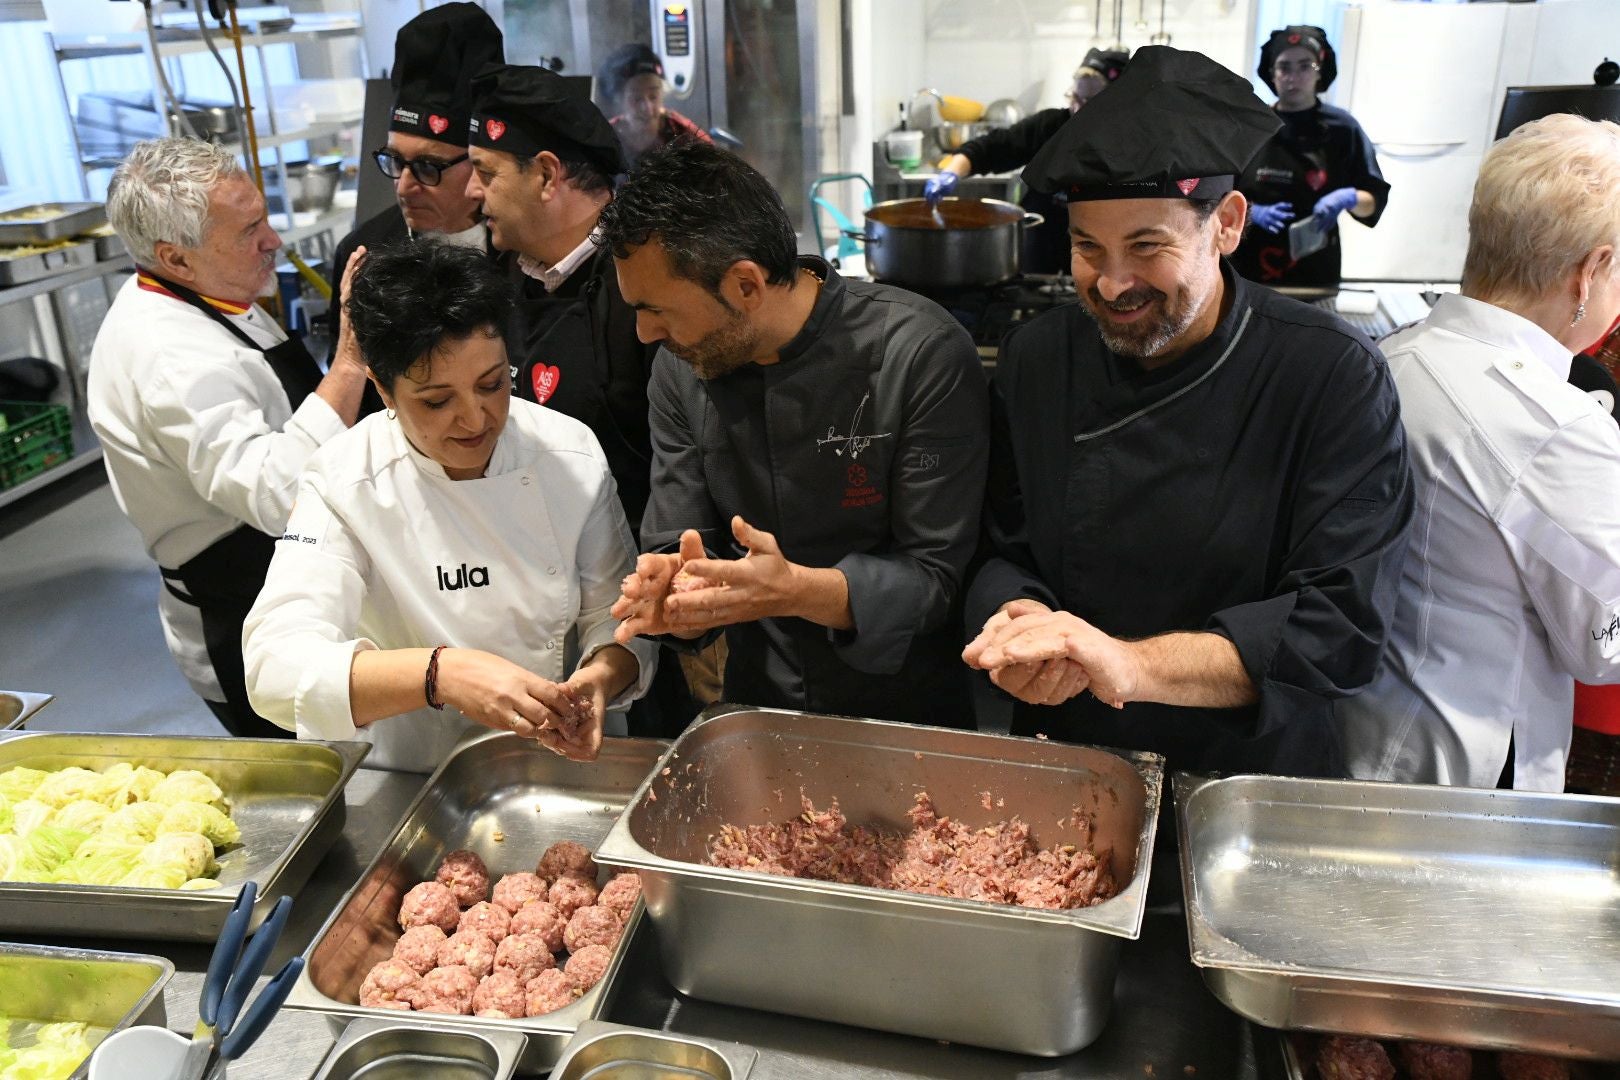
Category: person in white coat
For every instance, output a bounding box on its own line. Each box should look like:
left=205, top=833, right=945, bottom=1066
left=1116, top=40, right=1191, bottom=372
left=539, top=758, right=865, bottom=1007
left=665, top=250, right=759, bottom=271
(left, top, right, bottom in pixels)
left=242, top=240, right=654, bottom=771
left=1338, top=114, right=1620, bottom=791
left=88, top=137, right=371, bottom=736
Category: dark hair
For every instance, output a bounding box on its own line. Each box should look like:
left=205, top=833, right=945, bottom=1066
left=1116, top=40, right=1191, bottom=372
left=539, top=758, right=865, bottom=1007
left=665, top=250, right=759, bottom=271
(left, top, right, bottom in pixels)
left=515, top=143, right=613, bottom=195
left=346, top=239, right=513, bottom=388
left=1188, top=197, right=1221, bottom=223
left=597, top=140, right=798, bottom=295
left=598, top=43, right=662, bottom=105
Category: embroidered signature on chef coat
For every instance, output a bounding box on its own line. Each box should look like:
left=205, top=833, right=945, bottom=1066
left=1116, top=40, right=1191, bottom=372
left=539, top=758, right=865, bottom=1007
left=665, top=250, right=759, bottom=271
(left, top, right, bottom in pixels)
left=817, top=391, right=893, bottom=462
left=1595, top=613, right=1620, bottom=645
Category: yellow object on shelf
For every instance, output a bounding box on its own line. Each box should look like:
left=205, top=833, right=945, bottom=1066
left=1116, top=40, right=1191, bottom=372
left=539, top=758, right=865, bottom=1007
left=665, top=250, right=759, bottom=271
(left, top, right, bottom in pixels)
left=937, top=95, right=985, bottom=123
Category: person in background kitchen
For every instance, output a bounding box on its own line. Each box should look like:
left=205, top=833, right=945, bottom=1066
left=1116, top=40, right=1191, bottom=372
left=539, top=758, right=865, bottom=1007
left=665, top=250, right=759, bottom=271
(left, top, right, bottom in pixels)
left=603, top=141, right=990, bottom=727
left=88, top=137, right=371, bottom=737
left=243, top=241, right=656, bottom=772
left=1231, top=25, right=1389, bottom=288
left=1338, top=114, right=1620, bottom=792
left=924, top=47, right=1129, bottom=275
left=962, top=47, right=1414, bottom=780
left=598, top=43, right=713, bottom=171
left=321, top=2, right=504, bottom=384
left=465, top=64, right=699, bottom=735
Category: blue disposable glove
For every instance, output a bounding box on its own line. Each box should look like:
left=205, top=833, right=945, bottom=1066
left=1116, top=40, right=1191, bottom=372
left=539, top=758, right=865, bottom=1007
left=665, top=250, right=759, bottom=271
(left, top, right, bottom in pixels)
left=1248, top=201, right=1294, bottom=234
left=1312, top=187, right=1359, bottom=228
left=923, top=170, right=959, bottom=206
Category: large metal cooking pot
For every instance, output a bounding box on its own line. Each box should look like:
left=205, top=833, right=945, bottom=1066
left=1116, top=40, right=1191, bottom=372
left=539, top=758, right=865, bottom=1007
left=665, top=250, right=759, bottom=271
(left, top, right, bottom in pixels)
left=851, top=197, right=1044, bottom=289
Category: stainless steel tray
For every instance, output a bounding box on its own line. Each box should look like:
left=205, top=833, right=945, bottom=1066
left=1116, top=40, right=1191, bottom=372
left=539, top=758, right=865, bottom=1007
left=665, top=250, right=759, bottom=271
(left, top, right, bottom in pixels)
left=0, top=732, right=368, bottom=941
left=0, top=689, right=53, bottom=729
left=287, top=732, right=666, bottom=1075
left=0, top=942, right=174, bottom=1080
left=311, top=1017, right=526, bottom=1080
left=1177, top=773, right=1620, bottom=1059
left=0, top=238, right=97, bottom=285
left=0, top=203, right=107, bottom=245
left=552, top=1020, right=757, bottom=1080
left=594, top=706, right=1163, bottom=1057
left=1273, top=1030, right=1619, bottom=1080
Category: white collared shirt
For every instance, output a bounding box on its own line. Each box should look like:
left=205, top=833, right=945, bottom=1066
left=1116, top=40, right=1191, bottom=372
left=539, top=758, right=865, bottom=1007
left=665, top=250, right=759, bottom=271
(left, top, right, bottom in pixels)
left=516, top=234, right=599, bottom=293
left=241, top=399, right=656, bottom=773
left=1339, top=294, right=1620, bottom=791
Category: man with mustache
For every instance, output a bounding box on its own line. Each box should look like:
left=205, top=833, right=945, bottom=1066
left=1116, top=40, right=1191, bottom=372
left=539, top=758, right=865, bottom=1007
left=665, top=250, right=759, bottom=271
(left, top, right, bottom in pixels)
left=962, top=47, right=1414, bottom=780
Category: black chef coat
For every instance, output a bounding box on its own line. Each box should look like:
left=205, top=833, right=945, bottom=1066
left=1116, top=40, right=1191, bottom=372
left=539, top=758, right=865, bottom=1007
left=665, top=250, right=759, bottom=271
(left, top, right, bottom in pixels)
left=323, top=206, right=408, bottom=368
left=958, top=109, right=1072, bottom=276
left=967, top=262, right=1414, bottom=777
left=642, top=256, right=990, bottom=727
left=1231, top=103, right=1389, bottom=288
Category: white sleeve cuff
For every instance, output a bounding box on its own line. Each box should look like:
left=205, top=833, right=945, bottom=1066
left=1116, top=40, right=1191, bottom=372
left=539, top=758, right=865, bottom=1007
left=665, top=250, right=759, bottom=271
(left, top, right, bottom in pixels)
left=292, top=637, right=377, bottom=742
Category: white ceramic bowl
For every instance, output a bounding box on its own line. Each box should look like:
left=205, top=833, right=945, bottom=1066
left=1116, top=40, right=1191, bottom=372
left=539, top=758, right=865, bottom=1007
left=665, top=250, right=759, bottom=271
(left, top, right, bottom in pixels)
left=88, top=1025, right=201, bottom=1080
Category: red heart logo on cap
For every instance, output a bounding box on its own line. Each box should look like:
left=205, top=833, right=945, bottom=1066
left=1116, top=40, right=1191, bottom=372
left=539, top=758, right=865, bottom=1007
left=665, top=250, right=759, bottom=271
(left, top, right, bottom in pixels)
left=1305, top=168, right=1328, bottom=192
left=1287, top=33, right=1301, bottom=43
left=531, top=363, right=561, bottom=404
left=428, top=114, right=449, bottom=135
left=1175, top=178, right=1199, bottom=196
left=485, top=119, right=506, bottom=141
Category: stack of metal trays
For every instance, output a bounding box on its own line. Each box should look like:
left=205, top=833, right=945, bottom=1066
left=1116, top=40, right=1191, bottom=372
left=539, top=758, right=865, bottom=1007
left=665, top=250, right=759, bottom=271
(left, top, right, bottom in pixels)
left=594, top=706, right=1164, bottom=1057
left=0, top=942, right=173, bottom=1080
left=0, top=732, right=368, bottom=940
left=310, top=1017, right=526, bottom=1080
left=288, top=732, right=667, bottom=1075
left=0, top=203, right=109, bottom=286
left=1176, top=774, right=1620, bottom=1059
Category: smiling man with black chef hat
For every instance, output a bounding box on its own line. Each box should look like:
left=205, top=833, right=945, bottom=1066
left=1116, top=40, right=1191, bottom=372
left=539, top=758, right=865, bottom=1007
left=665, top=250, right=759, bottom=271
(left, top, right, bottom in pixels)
left=962, top=46, right=1415, bottom=780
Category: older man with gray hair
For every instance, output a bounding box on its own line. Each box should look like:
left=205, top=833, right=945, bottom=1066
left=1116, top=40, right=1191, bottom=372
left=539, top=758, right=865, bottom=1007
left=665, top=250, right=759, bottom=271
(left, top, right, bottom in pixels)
left=88, top=137, right=369, bottom=736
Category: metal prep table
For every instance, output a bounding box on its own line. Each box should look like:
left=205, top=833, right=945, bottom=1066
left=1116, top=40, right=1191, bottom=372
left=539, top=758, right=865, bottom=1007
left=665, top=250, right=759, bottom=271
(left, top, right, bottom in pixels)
left=15, top=765, right=1267, bottom=1079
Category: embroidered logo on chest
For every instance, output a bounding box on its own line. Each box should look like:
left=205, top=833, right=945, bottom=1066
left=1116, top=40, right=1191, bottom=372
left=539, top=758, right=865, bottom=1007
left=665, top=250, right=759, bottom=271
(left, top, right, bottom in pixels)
left=437, top=564, right=490, bottom=591
left=1305, top=168, right=1329, bottom=192
left=531, top=363, right=562, bottom=404
left=841, top=461, right=883, bottom=509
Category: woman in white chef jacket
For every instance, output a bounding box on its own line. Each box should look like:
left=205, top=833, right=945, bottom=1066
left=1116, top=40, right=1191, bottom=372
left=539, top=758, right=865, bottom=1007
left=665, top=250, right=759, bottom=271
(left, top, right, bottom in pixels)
left=243, top=240, right=655, bottom=772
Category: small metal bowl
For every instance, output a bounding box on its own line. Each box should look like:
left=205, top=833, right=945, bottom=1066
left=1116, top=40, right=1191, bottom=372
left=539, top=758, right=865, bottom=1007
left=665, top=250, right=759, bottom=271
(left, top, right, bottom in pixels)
left=311, top=1018, right=526, bottom=1080
left=551, top=1021, right=757, bottom=1080
left=934, top=121, right=990, bottom=151
left=268, top=158, right=341, bottom=215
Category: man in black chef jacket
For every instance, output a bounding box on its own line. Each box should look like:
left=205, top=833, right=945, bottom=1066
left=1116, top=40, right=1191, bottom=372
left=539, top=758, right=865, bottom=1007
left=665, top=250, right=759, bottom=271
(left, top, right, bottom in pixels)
left=962, top=46, right=1414, bottom=778
left=604, top=141, right=989, bottom=728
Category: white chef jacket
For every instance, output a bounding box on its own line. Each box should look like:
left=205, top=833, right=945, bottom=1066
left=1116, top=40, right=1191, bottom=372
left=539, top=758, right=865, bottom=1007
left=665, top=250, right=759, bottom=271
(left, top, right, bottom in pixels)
left=1339, top=294, right=1620, bottom=791
left=241, top=399, right=657, bottom=773
left=87, top=274, right=346, bottom=701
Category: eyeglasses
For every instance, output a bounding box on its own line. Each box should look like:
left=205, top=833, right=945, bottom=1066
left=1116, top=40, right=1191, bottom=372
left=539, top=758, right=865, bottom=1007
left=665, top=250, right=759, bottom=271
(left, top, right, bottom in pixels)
left=1273, top=60, right=1320, bottom=77
left=372, top=148, right=470, bottom=187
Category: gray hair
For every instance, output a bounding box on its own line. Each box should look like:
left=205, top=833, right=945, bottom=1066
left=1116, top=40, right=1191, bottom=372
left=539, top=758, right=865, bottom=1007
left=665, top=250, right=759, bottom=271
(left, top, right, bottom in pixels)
left=106, top=138, right=247, bottom=268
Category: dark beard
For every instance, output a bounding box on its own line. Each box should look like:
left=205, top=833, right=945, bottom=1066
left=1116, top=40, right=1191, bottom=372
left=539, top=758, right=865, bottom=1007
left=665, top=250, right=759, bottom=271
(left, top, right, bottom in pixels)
left=664, top=311, right=761, bottom=380
left=1081, top=283, right=1200, bottom=359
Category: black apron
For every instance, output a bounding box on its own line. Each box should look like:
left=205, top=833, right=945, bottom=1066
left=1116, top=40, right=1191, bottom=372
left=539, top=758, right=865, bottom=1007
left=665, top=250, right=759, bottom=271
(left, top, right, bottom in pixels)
left=149, top=271, right=323, bottom=738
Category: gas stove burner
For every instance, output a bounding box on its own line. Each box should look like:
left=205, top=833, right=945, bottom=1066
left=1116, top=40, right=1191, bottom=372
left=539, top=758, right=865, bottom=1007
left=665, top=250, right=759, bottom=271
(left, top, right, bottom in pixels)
left=898, top=274, right=1080, bottom=352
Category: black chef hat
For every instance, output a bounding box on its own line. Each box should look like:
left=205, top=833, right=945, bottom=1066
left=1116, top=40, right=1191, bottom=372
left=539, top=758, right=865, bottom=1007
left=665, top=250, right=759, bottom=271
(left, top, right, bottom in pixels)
left=1257, top=25, right=1338, bottom=96
left=468, top=64, right=627, bottom=177
left=389, top=3, right=504, bottom=148
left=1024, top=45, right=1282, bottom=202
left=599, top=43, right=665, bottom=103
left=1080, top=47, right=1130, bottom=83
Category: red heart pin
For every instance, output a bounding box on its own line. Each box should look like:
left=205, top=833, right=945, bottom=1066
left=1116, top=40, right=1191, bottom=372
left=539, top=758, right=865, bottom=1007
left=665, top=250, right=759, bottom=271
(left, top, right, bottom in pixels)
left=1175, top=178, right=1199, bottom=196
left=1305, top=168, right=1328, bottom=192
left=485, top=119, right=506, bottom=141
left=531, top=363, right=561, bottom=405
left=428, top=114, right=449, bottom=135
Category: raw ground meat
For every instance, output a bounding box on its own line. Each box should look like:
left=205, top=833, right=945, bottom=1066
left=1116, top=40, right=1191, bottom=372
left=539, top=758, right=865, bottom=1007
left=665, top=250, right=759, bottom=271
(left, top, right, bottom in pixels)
left=437, top=930, right=497, bottom=980
left=551, top=687, right=594, bottom=740
left=493, top=931, right=557, bottom=983
left=1317, top=1036, right=1396, bottom=1080
left=457, top=901, right=512, bottom=943
left=548, top=875, right=599, bottom=919
left=670, top=568, right=717, bottom=594
left=1497, top=1054, right=1571, bottom=1080
left=435, top=849, right=490, bottom=907
left=597, top=873, right=642, bottom=921
left=537, top=841, right=598, bottom=884
left=706, top=793, right=1116, bottom=911
left=564, top=944, right=612, bottom=990
left=398, top=881, right=461, bottom=932
left=359, top=960, right=422, bottom=1010
left=510, top=900, right=567, bottom=951
left=472, top=970, right=528, bottom=1019
left=491, top=872, right=549, bottom=915
left=1396, top=1042, right=1472, bottom=1080
left=391, top=925, right=447, bottom=975
left=563, top=905, right=623, bottom=952
left=525, top=968, right=579, bottom=1016
left=415, top=965, right=479, bottom=1014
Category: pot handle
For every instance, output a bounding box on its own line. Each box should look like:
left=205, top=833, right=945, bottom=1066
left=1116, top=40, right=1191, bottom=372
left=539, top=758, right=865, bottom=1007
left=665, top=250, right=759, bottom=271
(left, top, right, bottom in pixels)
left=840, top=228, right=871, bottom=246
left=1020, top=212, right=1046, bottom=229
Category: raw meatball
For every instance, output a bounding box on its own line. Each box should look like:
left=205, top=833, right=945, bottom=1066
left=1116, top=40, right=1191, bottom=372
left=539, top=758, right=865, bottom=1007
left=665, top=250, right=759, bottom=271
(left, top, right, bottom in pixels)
left=597, top=873, right=642, bottom=921
left=524, top=967, right=579, bottom=1016
left=564, top=944, right=612, bottom=990
left=415, top=965, right=478, bottom=1015
left=537, top=841, right=598, bottom=884
left=1498, top=1053, right=1571, bottom=1080
left=670, top=568, right=718, bottom=594
left=435, top=849, right=490, bottom=908
left=457, top=901, right=512, bottom=943
left=471, top=970, right=527, bottom=1019
left=392, top=925, right=448, bottom=975
left=359, top=959, right=421, bottom=1010
left=510, top=900, right=567, bottom=952
left=549, top=876, right=599, bottom=920
left=491, top=872, right=548, bottom=915
left=1397, top=1042, right=1472, bottom=1080
left=1317, top=1036, right=1395, bottom=1080
left=563, top=906, right=623, bottom=952
left=437, top=930, right=497, bottom=980
left=494, top=931, right=557, bottom=983
left=398, top=881, right=461, bottom=932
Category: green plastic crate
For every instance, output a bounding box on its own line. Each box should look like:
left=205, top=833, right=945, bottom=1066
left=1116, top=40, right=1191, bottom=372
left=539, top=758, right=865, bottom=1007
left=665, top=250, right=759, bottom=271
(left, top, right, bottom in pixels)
left=0, top=400, right=73, bottom=491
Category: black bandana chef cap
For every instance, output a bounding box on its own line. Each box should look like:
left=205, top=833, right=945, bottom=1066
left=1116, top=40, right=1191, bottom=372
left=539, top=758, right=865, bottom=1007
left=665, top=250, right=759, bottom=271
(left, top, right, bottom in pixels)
left=389, top=3, right=504, bottom=148
left=599, top=43, right=666, bottom=103
left=468, top=64, right=627, bottom=177
left=1023, top=45, right=1282, bottom=202
left=1257, top=25, right=1338, bottom=96
left=1080, top=47, right=1130, bottom=83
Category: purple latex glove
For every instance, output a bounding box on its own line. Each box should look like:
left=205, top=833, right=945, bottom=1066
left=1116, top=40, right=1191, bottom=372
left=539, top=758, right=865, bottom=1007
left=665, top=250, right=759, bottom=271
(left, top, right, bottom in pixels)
left=1312, top=187, right=1359, bottom=228
left=923, top=171, right=959, bottom=206
left=1248, top=201, right=1294, bottom=234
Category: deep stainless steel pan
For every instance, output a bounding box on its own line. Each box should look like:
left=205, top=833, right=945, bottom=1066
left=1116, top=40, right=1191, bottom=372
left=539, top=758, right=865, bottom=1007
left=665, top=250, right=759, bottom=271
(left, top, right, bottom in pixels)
left=853, top=197, right=1044, bottom=289
left=0, top=942, right=174, bottom=1080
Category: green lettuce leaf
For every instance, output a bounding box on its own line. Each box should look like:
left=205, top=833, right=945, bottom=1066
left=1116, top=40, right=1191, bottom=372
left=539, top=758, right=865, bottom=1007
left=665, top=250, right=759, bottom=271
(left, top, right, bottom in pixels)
left=147, top=771, right=225, bottom=810
left=100, top=803, right=164, bottom=843
left=8, top=802, right=52, bottom=839
left=156, top=802, right=240, bottom=848
left=139, top=832, right=213, bottom=879
left=50, top=801, right=110, bottom=835
left=0, top=768, right=48, bottom=803
left=30, top=768, right=107, bottom=809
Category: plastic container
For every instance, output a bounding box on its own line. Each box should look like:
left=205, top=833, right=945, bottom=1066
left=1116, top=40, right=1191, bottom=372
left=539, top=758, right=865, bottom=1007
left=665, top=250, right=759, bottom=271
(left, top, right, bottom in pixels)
left=882, top=129, right=923, bottom=169
left=0, top=400, right=73, bottom=490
